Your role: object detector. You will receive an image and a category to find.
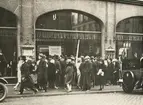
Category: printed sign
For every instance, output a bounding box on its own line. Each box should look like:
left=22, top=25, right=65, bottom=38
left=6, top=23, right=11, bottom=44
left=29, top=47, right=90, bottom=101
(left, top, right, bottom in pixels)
left=22, top=49, right=34, bottom=56
left=49, top=46, right=61, bottom=56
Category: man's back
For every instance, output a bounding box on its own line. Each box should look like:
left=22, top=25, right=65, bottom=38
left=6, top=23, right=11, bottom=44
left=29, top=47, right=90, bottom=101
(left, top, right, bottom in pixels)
left=21, top=62, right=30, bottom=77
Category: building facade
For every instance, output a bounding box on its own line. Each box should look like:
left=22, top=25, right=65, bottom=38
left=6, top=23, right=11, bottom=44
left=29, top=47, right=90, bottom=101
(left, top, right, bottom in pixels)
left=0, top=0, right=143, bottom=76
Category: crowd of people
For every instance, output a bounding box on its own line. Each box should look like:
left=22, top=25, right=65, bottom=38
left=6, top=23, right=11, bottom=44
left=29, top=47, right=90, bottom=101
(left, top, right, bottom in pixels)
left=13, top=53, right=122, bottom=94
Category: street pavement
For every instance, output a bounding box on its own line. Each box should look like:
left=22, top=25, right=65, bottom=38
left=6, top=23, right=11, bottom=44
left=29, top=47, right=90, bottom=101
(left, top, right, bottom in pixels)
left=2, top=92, right=143, bottom=105
left=6, top=84, right=123, bottom=98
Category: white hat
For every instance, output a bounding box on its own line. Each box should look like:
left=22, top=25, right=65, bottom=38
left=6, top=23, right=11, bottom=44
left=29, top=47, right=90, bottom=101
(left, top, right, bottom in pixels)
left=85, top=56, right=90, bottom=59
left=50, top=59, right=55, bottom=64
left=71, top=56, right=75, bottom=60
left=112, top=59, right=118, bottom=62
left=66, top=59, right=72, bottom=64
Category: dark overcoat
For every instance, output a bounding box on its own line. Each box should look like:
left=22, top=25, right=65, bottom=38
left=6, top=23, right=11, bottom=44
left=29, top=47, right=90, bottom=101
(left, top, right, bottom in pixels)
left=65, top=63, right=74, bottom=84
left=79, top=61, right=92, bottom=90
left=37, top=60, right=47, bottom=85
left=47, top=62, right=56, bottom=81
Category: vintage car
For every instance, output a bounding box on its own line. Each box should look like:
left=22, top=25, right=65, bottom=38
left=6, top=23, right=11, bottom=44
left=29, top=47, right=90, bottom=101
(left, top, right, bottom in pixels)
left=122, top=59, right=142, bottom=93
left=0, top=78, right=8, bottom=102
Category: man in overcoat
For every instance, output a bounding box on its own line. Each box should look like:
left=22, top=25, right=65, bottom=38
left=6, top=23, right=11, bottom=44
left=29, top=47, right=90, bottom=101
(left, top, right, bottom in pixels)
left=19, top=56, right=38, bottom=94
left=0, top=49, right=7, bottom=76
left=136, top=54, right=143, bottom=89
left=79, top=56, right=92, bottom=91
left=37, top=53, right=48, bottom=92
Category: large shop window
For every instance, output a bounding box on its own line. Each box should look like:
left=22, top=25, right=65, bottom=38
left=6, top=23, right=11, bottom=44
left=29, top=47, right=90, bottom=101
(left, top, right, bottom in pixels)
left=0, top=7, right=17, bottom=77
left=36, top=10, right=102, bottom=57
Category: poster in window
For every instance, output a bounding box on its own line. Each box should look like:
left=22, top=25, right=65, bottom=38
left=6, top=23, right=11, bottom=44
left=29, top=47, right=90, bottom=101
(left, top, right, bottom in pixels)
left=49, top=46, right=61, bottom=56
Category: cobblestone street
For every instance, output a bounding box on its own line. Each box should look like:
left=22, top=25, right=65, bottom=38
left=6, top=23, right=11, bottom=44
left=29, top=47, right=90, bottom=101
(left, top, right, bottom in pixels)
left=1, top=92, right=143, bottom=105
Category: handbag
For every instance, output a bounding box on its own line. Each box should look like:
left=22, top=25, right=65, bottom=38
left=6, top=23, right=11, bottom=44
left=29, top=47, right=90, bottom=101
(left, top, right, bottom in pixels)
left=29, top=73, right=37, bottom=84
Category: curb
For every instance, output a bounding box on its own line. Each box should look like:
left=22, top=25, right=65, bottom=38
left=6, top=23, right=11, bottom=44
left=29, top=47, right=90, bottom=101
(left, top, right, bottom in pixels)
left=7, top=90, right=123, bottom=99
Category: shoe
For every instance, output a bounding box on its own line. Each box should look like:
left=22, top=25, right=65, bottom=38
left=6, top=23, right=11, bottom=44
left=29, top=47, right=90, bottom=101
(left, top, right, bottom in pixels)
left=36, top=89, right=39, bottom=92
left=86, top=90, right=90, bottom=92
left=54, top=86, right=59, bottom=89
left=136, top=85, right=141, bottom=89
left=18, top=92, right=23, bottom=95
left=77, top=86, right=81, bottom=89
left=67, top=90, right=72, bottom=92
left=99, top=88, right=102, bottom=91
left=13, top=87, right=18, bottom=91
left=45, top=89, right=47, bottom=92
left=33, top=89, right=38, bottom=94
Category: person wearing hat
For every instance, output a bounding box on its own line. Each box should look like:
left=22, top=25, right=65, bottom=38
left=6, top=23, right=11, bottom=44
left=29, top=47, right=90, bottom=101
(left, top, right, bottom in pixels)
left=36, top=53, right=48, bottom=92
left=0, top=49, right=7, bottom=76
left=112, top=58, right=120, bottom=85
left=13, top=56, right=24, bottom=90
left=54, top=55, right=61, bottom=89
left=136, top=53, right=143, bottom=89
left=78, top=56, right=85, bottom=89
left=70, top=56, right=77, bottom=87
left=90, top=56, right=97, bottom=87
left=97, top=60, right=105, bottom=90
left=59, top=56, right=66, bottom=87
left=19, top=56, right=38, bottom=94
left=47, top=58, right=56, bottom=89
left=79, top=56, right=92, bottom=91
left=76, top=58, right=82, bottom=89
left=65, top=58, right=74, bottom=92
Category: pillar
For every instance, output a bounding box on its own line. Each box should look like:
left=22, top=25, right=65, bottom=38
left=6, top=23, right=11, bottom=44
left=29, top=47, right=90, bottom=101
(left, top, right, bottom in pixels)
left=105, top=2, right=116, bottom=59
left=20, top=0, right=35, bottom=57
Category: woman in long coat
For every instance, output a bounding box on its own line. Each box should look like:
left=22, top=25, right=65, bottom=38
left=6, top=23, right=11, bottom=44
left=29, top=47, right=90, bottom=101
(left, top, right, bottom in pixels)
left=47, top=58, right=56, bottom=89
left=97, top=60, right=105, bottom=90
left=37, top=54, right=47, bottom=92
left=65, top=59, right=74, bottom=92
left=60, top=57, right=66, bottom=87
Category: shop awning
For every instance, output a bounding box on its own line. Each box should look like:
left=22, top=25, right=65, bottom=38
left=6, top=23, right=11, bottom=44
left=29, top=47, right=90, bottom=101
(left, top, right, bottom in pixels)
left=116, top=32, right=143, bottom=41
left=36, top=29, right=101, bottom=41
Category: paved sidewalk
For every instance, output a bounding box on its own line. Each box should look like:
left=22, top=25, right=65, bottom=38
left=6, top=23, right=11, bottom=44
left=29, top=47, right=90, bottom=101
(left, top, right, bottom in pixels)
left=6, top=84, right=123, bottom=98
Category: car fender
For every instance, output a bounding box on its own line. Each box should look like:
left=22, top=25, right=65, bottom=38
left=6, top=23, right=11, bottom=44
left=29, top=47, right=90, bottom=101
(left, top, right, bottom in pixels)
left=0, top=78, right=8, bottom=84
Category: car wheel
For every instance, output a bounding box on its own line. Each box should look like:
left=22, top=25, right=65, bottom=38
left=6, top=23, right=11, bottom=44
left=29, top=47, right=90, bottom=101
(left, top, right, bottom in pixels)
left=0, top=83, right=8, bottom=102
left=122, top=71, right=135, bottom=93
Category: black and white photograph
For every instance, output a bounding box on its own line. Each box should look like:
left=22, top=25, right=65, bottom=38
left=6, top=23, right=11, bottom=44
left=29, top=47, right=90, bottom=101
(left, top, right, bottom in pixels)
left=0, top=0, right=143, bottom=104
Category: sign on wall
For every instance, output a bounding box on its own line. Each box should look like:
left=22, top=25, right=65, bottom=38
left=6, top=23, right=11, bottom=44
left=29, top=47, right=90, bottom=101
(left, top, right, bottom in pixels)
left=116, top=34, right=143, bottom=41
left=22, top=48, right=34, bottom=57
left=49, top=46, right=61, bottom=56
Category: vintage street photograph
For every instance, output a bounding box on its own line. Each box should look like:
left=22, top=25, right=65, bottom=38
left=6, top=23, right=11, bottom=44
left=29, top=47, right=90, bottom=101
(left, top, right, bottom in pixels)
left=0, top=0, right=143, bottom=105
